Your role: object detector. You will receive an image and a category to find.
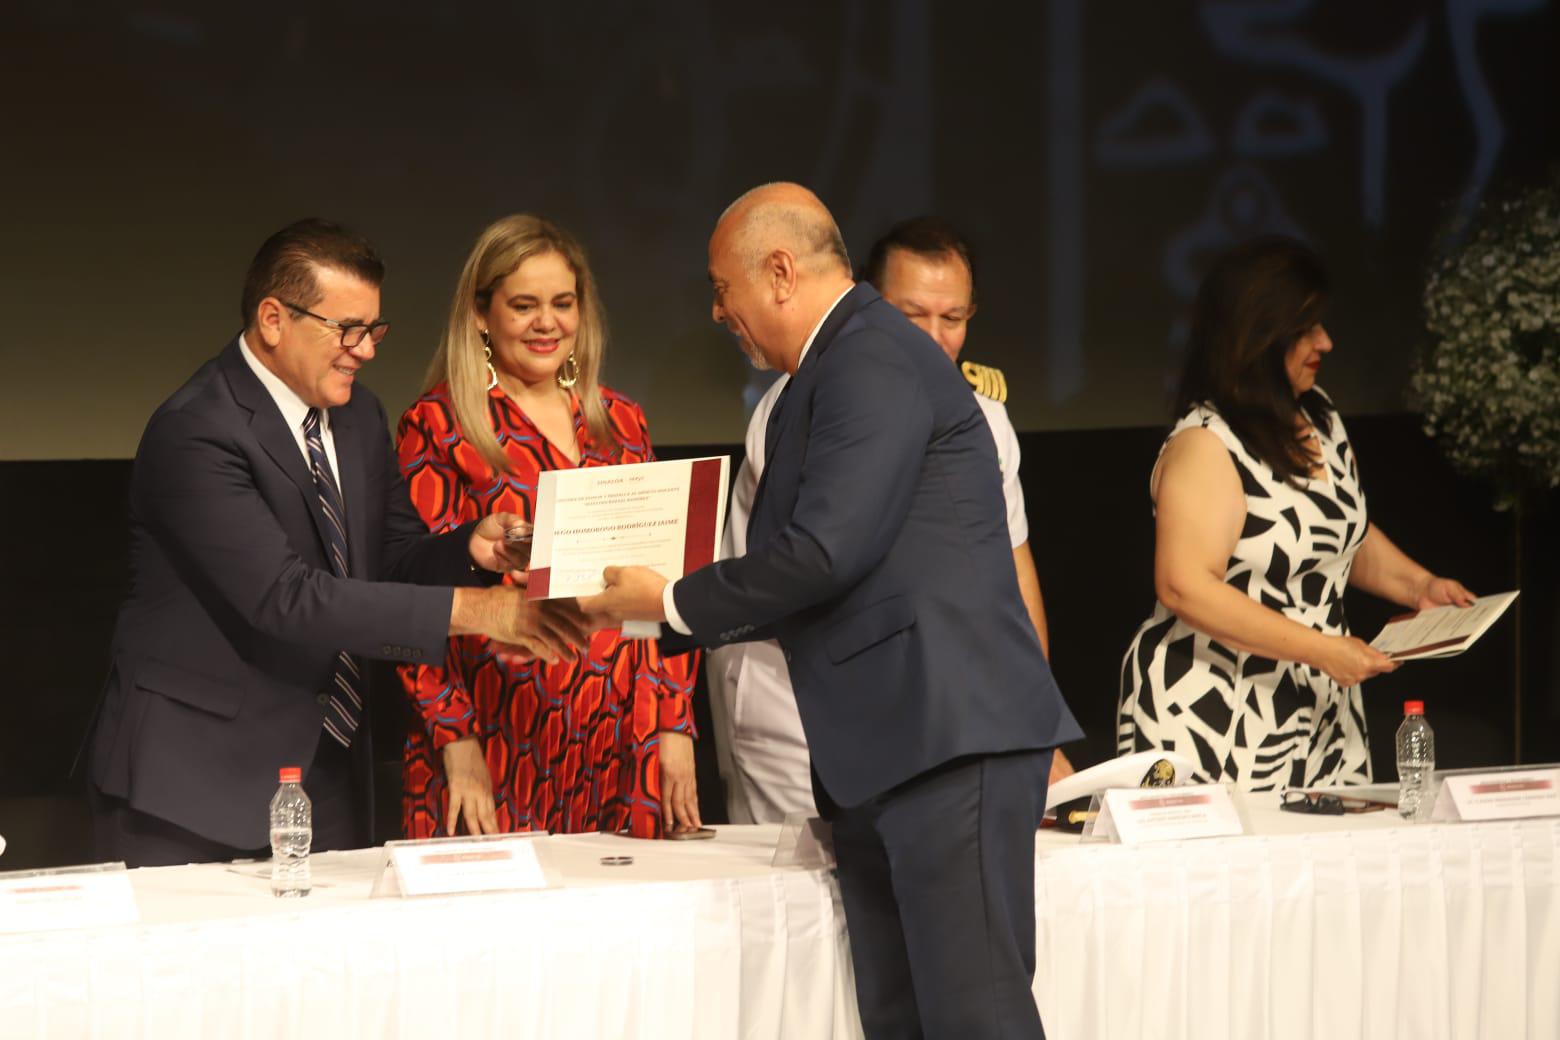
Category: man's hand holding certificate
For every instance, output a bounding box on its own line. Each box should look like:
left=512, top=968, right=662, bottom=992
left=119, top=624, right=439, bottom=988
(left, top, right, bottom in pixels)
left=527, top=457, right=729, bottom=629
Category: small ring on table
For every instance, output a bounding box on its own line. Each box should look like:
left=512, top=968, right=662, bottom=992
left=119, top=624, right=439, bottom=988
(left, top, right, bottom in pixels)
left=600, top=855, right=634, bottom=866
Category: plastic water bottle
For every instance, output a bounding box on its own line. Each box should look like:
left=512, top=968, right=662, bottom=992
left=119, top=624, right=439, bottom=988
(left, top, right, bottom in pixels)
left=269, top=766, right=312, bottom=897
left=1395, top=701, right=1436, bottom=822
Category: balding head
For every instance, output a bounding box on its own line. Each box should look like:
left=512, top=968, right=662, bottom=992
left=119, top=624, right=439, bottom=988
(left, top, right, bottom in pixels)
left=716, top=182, right=852, bottom=278
left=707, top=182, right=856, bottom=374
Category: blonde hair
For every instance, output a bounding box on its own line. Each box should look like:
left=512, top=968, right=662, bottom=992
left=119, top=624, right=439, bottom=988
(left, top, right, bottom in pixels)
left=424, top=214, right=617, bottom=472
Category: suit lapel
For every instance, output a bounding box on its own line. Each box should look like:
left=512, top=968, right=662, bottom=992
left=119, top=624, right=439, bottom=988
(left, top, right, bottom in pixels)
left=750, top=284, right=875, bottom=538
left=219, top=340, right=336, bottom=561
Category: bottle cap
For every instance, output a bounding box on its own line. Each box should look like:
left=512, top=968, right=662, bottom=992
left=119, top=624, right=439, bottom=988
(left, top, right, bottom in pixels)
left=1403, top=700, right=1425, bottom=716
left=278, top=766, right=302, bottom=783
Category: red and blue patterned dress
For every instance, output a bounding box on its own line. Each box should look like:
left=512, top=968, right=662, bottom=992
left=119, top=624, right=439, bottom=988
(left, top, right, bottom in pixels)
left=395, top=382, right=697, bottom=839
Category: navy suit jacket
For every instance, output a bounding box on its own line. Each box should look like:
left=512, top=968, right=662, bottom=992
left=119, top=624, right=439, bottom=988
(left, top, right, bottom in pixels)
left=674, top=285, right=1082, bottom=807
left=90, top=339, right=482, bottom=848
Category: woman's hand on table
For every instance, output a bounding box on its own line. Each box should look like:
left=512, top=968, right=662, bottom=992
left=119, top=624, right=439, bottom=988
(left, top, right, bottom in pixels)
left=442, top=735, right=499, bottom=836
left=1314, top=635, right=1398, bottom=687
left=659, top=730, right=701, bottom=834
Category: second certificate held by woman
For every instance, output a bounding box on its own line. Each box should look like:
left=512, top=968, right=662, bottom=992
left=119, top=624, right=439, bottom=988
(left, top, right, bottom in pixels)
left=1116, top=237, right=1473, bottom=790
left=397, top=215, right=700, bottom=839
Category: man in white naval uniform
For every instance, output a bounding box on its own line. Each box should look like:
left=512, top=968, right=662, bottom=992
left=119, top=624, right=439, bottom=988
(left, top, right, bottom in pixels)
left=707, top=217, right=1074, bottom=823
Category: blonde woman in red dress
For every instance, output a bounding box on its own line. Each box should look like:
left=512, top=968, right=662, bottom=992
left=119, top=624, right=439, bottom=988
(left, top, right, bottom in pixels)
left=396, top=214, right=700, bottom=839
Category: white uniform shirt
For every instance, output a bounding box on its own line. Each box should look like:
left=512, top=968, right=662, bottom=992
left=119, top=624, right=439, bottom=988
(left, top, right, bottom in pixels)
left=974, top=393, right=1029, bottom=549
left=705, top=377, right=816, bottom=823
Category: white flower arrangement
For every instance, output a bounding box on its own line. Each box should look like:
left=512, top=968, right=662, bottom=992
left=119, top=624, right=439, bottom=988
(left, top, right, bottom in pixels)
left=1412, top=176, right=1560, bottom=508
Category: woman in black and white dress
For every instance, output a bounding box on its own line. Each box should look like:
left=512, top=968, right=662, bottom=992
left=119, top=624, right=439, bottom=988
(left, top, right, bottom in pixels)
left=1117, top=238, right=1474, bottom=790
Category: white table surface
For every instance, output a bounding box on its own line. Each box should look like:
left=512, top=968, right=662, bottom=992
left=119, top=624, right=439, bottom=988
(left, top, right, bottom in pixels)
left=2, top=827, right=860, bottom=1040
left=1033, top=790, right=1560, bottom=1040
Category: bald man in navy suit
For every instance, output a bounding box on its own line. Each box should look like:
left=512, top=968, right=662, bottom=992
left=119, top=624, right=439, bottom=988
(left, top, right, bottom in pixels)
left=583, top=185, right=1081, bottom=1038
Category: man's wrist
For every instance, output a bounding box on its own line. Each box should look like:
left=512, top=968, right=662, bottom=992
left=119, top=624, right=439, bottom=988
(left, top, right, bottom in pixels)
left=662, top=580, right=692, bottom=635
left=450, top=588, right=472, bottom=634
left=450, top=586, right=496, bottom=635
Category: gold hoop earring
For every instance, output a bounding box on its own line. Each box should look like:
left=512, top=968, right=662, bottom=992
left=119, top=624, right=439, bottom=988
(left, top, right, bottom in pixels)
left=479, top=329, right=498, bottom=391
left=556, top=351, right=579, bottom=390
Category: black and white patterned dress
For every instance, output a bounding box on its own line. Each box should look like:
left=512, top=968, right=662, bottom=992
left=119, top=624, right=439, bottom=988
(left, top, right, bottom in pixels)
left=1116, top=398, right=1372, bottom=790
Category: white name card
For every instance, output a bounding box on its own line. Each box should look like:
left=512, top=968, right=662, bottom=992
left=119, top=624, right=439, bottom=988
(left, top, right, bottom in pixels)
left=1093, top=783, right=1244, bottom=844
left=1431, top=768, right=1560, bottom=822
left=371, top=833, right=549, bottom=898
left=0, top=862, right=139, bottom=934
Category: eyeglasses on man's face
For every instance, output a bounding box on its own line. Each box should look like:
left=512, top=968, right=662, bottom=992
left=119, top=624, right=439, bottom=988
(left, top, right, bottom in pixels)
left=281, top=300, right=390, bottom=349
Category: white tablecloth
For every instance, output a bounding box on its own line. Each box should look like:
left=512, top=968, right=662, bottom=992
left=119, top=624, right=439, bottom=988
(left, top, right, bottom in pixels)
left=1033, top=794, right=1560, bottom=1040
left=1, top=828, right=861, bottom=1040
left=4, top=800, right=1559, bottom=1039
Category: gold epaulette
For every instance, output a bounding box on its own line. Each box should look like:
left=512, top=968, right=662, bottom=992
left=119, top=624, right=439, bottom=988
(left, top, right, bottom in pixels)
left=960, top=360, right=1008, bottom=404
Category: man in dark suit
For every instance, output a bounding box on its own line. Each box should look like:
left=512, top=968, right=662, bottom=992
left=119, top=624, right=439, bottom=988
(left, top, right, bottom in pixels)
left=582, top=184, right=1082, bottom=1038
left=89, top=219, right=588, bottom=868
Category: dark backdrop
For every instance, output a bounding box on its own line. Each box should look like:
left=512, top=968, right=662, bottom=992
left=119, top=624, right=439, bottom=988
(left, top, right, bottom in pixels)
left=1, top=1, right=1555, bottom=456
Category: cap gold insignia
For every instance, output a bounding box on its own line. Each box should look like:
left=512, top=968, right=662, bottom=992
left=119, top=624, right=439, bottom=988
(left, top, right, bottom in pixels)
left=960, top=360, right=1008, bottom=403
left=1139, top=759, right=1177, bottom=787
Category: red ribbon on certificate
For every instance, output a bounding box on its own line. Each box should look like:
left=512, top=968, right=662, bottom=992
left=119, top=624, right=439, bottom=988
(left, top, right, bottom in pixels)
left=683, top=457, right=724, bottom=572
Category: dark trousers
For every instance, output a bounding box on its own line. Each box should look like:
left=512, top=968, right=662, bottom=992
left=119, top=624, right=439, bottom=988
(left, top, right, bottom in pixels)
left=91, top=728, right=368, bottom=868
left=829, top=748, right=1053, bottom=1040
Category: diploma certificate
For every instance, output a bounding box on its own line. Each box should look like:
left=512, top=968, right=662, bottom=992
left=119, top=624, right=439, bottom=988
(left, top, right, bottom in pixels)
left=1368, top=590, right=1519, bottom=660
left=527, top=456, right=729, bottom=599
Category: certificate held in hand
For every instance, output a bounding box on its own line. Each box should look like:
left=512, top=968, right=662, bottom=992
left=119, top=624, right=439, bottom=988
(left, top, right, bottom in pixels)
left=1369, top=590, right=1519, bottom=661
left=526, top=457, right=730, bottom=600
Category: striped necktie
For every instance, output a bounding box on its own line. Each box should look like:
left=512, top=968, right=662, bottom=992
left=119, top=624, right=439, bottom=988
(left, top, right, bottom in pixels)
left=302, top=408, right=362, bottom=747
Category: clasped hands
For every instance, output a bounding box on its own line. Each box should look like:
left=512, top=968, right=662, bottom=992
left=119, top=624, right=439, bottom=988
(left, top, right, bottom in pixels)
left=465, top=515, right=670, bottom=661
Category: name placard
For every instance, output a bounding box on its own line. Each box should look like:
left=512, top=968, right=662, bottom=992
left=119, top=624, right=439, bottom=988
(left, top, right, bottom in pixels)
left=1093, top=784, right=1244, bottom=844
left=0, top=862, right=139, bottom=934
left=1431, top=768, right=1560, bottom=822
left=771, top=813, right=835, bottom=869
left=371, top=833, right=550, bottom=898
